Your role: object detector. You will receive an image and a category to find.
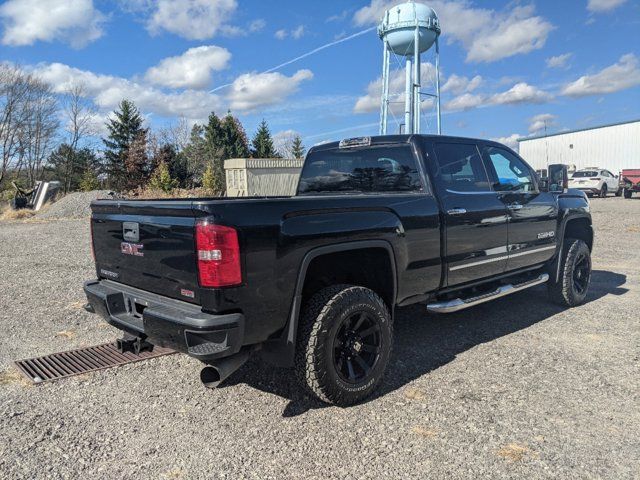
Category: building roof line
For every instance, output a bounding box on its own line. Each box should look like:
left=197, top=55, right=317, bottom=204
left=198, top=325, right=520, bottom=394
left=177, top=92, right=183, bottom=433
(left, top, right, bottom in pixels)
left=518, top=118, right=640, bottom=142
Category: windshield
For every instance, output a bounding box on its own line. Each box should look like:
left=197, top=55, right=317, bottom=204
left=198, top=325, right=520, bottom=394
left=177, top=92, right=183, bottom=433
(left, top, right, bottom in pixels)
left=297, top=145, right=423, bottom=194
left=572, top=171, right=598, bottom=178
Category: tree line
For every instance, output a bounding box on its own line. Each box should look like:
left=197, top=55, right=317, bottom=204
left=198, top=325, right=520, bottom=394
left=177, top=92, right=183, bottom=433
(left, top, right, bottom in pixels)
left=0, top=64, right=307, bottom=197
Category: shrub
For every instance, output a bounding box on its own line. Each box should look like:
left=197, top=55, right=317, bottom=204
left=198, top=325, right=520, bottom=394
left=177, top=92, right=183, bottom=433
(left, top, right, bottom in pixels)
left=79, top=169, right=100, bottom=192
left=148, top=161, right=178, bottom=193
left=202, top=164, right=216, bottom=194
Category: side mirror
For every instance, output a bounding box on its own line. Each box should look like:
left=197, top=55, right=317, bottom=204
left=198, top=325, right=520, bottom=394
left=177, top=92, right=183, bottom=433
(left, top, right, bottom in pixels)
left=538, top=178, right=549, bottom=192
left=548, top=164, right=568, bottom=192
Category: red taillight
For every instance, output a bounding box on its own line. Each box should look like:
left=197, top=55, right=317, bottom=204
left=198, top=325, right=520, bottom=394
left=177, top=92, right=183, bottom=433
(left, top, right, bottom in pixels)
left=195, top=222, right=241, bottom=287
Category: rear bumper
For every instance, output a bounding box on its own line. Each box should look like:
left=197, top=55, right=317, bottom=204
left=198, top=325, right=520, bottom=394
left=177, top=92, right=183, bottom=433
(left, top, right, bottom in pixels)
left=573, top=187, right=600, bottom=194
left=84, top=280, right=244, bottom=362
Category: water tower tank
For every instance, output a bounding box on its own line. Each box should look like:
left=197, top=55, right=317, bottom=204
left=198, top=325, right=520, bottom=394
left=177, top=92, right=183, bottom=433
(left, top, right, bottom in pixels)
left=378, top=2, right=440, bottom=56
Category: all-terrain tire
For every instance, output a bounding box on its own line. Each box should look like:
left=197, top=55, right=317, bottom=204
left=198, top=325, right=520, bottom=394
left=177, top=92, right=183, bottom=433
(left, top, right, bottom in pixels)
left=548, top=239, right=591, bottom=307
left=295, top=284, right=393, bottom=406
left=624, top=188, right=633, bottom=199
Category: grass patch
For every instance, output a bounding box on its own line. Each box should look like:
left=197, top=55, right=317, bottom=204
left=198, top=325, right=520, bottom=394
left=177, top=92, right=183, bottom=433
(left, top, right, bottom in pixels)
left=404, top=387, right=427, bottom=401
left=497, top=443, right=537, bottom=462
left=0, top=206, right=35, bottom=221
left=0, top=368, right=32, bottom=387
left=55, top=330, right=76, bottom=339
left=410, top=426, right=438, bottom=438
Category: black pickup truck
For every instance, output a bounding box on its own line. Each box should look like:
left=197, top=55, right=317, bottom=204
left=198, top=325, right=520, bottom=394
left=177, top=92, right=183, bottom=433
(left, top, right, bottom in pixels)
left=84, top=135, right=593, bottom=406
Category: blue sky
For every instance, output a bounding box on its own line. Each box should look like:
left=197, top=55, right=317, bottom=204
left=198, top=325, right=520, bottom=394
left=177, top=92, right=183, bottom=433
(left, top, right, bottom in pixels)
left=1, top=0, right=639, bottom=150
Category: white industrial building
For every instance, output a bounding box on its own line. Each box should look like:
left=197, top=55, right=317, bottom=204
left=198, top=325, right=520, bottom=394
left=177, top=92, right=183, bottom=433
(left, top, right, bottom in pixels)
left=224, top=158, right=304, bottom=197
left=518, top=119, right=640, bottom=174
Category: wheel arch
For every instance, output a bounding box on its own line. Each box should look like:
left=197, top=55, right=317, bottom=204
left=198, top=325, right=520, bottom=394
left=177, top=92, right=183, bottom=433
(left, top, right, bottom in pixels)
left=552, top=214, right=594, bottom=283
left=260, top=240, right=398, bottom=367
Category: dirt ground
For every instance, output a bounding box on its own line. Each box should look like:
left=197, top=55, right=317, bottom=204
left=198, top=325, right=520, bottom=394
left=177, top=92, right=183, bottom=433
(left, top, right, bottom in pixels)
left=0, top=196, right=638, bottom=479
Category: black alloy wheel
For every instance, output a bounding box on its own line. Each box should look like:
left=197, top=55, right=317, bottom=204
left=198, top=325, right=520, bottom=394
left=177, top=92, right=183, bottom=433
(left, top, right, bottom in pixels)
left=333, top=311, right=382, bottom=384
left=572, top=250, right=591, bottom=296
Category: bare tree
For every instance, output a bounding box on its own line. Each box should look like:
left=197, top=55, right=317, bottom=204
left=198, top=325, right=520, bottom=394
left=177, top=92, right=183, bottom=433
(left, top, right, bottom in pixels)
left=0, top=65, right=31, bottom=185
left=58, top=83, right=97, bottom=192
left=19, top=77, right=59, bottom=185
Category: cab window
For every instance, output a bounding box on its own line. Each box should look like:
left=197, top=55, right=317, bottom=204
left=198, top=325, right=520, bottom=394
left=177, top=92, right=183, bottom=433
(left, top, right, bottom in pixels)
left=297, top=145, right=423, bottom=194
left=483, top=146, right=536, bottom=192
left=432, top=143, right=491, bottom=193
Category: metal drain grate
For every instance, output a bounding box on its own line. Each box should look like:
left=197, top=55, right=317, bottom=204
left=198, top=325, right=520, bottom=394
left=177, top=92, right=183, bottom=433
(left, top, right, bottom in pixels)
left=15, top=342, right=175, bottom=384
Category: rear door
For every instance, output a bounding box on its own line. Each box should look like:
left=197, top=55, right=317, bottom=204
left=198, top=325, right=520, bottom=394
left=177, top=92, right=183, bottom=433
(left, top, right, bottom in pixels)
left=427, top=140, right=509, bottom=286
left=480, top=144, right=558, bottom=271
left=91, top=200, right=201, bottom=303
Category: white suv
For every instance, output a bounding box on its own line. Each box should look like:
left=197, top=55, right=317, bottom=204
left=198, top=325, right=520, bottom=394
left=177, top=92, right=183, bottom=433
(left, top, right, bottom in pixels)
left=568, top=168, right=619, bottom=197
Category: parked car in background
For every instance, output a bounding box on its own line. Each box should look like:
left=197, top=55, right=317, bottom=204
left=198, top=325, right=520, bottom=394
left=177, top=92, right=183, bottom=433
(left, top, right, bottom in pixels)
left=619, top=169, right=640, bottom=198
left=568, top=168, right=619, bottom=197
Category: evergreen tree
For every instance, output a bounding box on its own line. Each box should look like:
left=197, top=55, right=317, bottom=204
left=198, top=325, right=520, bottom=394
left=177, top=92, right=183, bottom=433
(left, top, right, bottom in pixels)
left=203, top=112, right=226, bottom=194
left=221, top=112, right=249, bottom=159
left=251, top=120, right=277, bottom=158
left=153, top=143, right=188, bottom=187
left=148, top=161, right=178, bottom=193
left=291, top=134, right=306, bottom=158
left=182, top=124, right=207, bottom=187
left=48, top=144, right=99, bottom=192
left=125, top=131, right=151, bottom=190
left=102, top=99, right=146, bottom=191
left=202, top=163, right=216, bottom=194
left=79, top=168, right=100, bottom=191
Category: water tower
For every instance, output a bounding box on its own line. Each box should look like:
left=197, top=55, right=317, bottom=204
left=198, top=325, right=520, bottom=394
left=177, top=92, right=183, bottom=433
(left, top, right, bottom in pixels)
left=378, top=1, right=441, bottom=135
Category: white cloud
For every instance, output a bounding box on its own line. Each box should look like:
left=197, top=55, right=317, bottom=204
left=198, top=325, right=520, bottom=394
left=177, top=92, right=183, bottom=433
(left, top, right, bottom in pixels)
left=443, top=82, right=552, bottom=112
left=354, top=1, right=553, bottom=63
left=33, top=63, right=224, bottom=123
left=291, top=25, right=305, bottom=39
left=227, top=69, right=314, bottom=112
left=327, top=10, right=349, bottom=23
left=144, top=0, right=237, bottom=40
left=0, top=0, right=105, bottom=47
left=444, top=93, right=486, bottom=111
left=442, top=74, right=482, bottom=95
left=274, top=25, right=305, bottom=40
left=546, top=53, right=572, bottom=69
left=30, top=61, right=315, bottom=124
left=490, top=82, right=552, bottom=105
left=491, top=134, right=521, bottom=150
left=528, top=113, right=556, bottom=134
left=587, top=0, right=627, bottom=12
left=249, top=19, right=266, bottom=32
left=465, top=6, right=554, bottom=63
left=561, top=53, right=640, bottom=97
left=353, top=63, right=438, bottom=113
left=144, top=46, right=231, bottom=89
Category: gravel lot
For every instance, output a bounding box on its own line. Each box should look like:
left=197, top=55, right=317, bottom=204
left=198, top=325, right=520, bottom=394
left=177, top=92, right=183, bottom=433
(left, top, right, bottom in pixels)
left=0, top=197, right=638, bottom=479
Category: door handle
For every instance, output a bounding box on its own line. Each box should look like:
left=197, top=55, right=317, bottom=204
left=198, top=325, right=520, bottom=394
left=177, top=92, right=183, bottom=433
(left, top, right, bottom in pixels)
left=507, top=203, right=523, bottom=210
left=447, top=208, right=467, bottom=215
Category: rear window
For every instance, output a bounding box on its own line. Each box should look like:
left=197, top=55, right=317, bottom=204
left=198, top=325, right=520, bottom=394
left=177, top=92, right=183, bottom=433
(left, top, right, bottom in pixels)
left=573, top=171, right=598, bottom=178
left=297, top=145, right=423, bottom=194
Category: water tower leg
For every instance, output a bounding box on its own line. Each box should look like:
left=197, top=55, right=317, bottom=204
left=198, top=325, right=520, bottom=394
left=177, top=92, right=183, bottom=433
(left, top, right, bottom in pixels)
left=435, top=37, right=441, bottom=135
left=404, top=57, right=413, bottom=134
left=379, top=43, right=390, bottom=135
left=413, top=24, right=421, bottom=134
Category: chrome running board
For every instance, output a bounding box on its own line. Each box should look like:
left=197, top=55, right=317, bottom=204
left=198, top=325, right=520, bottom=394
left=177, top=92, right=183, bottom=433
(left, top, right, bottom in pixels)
left=427, top=273, right=549, bottom=314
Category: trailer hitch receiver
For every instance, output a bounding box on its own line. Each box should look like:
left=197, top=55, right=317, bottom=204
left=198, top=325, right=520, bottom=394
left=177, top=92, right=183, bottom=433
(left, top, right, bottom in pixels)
left=116, top=333, right=153, bottom=355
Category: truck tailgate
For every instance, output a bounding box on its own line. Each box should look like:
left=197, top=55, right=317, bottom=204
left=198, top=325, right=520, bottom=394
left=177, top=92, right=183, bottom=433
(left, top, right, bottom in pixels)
left=91, top=200, right=201, bottom=304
